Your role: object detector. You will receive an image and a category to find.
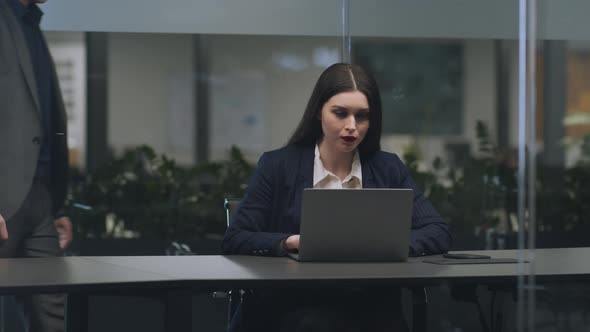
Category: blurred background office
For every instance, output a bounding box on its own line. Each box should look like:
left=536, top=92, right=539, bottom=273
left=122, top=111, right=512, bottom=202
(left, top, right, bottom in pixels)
left=2, top=0, right=590, bottom=331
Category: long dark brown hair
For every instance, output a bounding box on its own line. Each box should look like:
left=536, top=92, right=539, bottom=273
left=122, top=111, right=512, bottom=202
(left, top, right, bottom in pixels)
left=287, top=63, right=382, bottom=155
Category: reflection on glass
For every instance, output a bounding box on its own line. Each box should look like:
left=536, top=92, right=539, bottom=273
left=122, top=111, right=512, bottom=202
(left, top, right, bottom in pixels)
left=355, top=40, right=463, bottom=135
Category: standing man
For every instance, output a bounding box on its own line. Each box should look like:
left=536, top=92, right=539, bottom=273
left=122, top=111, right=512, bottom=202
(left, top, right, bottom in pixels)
left=0, top=0, right=73, bottom=331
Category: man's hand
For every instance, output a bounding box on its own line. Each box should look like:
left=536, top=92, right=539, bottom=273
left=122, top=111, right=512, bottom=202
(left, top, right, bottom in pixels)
left=0, top=213, right=8, bottom=241
left=284, top=235, right=300, bottom=251
left=54, top=216, right=72, bottom=250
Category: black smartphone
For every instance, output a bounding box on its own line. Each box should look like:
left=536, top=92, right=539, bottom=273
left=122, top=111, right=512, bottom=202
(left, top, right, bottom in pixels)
left=443, top=253, right=491, bottom=259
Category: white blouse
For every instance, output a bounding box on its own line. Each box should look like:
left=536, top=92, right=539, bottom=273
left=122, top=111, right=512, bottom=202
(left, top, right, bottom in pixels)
left=312, top=144, right=363, bottom=189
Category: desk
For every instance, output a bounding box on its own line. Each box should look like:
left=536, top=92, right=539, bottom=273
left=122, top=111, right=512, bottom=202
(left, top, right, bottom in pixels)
left=1, top=248, right=589, bottom=331
left=0, top=256, right=191, bottom=332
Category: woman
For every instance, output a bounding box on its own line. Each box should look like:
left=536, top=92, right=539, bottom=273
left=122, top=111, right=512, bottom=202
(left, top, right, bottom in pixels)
left=223, top=63, right=451, bottom=331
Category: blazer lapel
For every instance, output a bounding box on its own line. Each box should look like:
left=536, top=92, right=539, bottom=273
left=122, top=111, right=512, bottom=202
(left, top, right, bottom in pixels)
left=296, top=145, right=315, bottom=189
left=0, top=2, right=41, bottom=115
left=361, top=154, right=377, bottom=188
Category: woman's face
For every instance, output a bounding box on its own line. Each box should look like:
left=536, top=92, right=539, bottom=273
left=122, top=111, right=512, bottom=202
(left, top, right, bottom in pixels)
left=319, top=90, right=370, bottom=154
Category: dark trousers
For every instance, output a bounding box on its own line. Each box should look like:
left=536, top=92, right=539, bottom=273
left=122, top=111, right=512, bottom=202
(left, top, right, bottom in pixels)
left=0, top=179, right=65, bottom=332
left=232, top=287, right=409, bottom=332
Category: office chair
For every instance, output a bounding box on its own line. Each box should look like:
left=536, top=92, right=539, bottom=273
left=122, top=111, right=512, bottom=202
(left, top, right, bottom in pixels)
left=214, top=198, right=246, bottom=327
left=411, top=287, right=428, bottom=332
left=222, top=198, right=428, bottom=332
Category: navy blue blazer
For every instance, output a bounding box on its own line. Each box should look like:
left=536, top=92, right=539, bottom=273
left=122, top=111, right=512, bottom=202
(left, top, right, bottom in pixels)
left=222, top=144, right=451, bottom=256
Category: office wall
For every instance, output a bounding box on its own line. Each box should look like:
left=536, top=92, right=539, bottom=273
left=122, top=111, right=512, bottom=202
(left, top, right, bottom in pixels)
left=40, top=0, right=343, bottom=36
left=41, top=0, right=590, bottom=40
left=107, top=33, right=196, bottom=164
left=102, top=34, right=339, bottom=162
left=100, top=34, right=499, bottom=167
left=208, top=35, right=340, bottom=160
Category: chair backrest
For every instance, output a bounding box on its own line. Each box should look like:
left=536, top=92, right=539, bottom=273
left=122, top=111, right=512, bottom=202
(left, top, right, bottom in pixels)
left=224, top=198, right=241, bottom=227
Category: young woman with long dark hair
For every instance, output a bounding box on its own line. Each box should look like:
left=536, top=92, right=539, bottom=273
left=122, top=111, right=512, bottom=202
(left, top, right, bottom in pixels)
left=223, top=63, right=451, bottom=332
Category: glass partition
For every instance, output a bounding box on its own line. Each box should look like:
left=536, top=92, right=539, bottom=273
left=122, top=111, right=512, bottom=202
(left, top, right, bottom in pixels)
left=530, top=1, right=590, bottom=331
left=2, top=2, right=345, bottom=331
left=4, top=0, right=587, bottom=330
left=35, top=1, right=347, bottom=256
left=348, top=1, right=525, bottom=255
left=348, top=1, right=534, bottom=331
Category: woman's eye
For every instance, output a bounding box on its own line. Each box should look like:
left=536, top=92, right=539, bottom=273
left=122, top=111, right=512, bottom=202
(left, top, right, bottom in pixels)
left=334, top=110, right=347, bottom=118
left=356, top=112, right=369, bottom=120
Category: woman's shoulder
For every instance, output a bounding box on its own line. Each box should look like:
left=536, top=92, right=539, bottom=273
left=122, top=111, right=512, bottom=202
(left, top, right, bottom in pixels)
left=363, top=150, right=409, bottom=183
left=255, top=145, right=312, bottom=180
left=363, top=149, right=404, bottom=166
left=259, top=144, right=312, bottom=162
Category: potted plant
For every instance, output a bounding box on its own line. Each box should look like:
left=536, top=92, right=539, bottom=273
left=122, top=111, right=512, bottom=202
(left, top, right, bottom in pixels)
left=65, top=145, right=254, bottom=255
left=403, top=121, right=517, bottom=250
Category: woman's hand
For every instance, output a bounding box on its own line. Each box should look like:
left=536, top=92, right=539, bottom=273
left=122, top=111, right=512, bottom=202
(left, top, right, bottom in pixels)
left=284, top=235, right=300, bottom=251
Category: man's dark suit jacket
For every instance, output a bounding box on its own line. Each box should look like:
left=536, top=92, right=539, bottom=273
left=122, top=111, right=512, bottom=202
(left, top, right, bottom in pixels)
left=0, top=0, right=68, bottom=219
left=222, top=144, right=451, bottom=257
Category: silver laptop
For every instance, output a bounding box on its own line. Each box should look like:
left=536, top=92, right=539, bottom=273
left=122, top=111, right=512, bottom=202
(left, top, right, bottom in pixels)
left=288, top=188, right=414, bottom=262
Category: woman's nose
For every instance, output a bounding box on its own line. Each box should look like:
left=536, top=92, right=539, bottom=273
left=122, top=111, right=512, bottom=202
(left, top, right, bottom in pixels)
left=344, top=116, right=357, bottom=131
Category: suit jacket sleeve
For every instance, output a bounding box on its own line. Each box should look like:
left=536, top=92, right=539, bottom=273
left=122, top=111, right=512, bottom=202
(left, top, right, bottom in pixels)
left=222, top=152, right=293, bottom=256
left=391, top=154, right=452, bottom=255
